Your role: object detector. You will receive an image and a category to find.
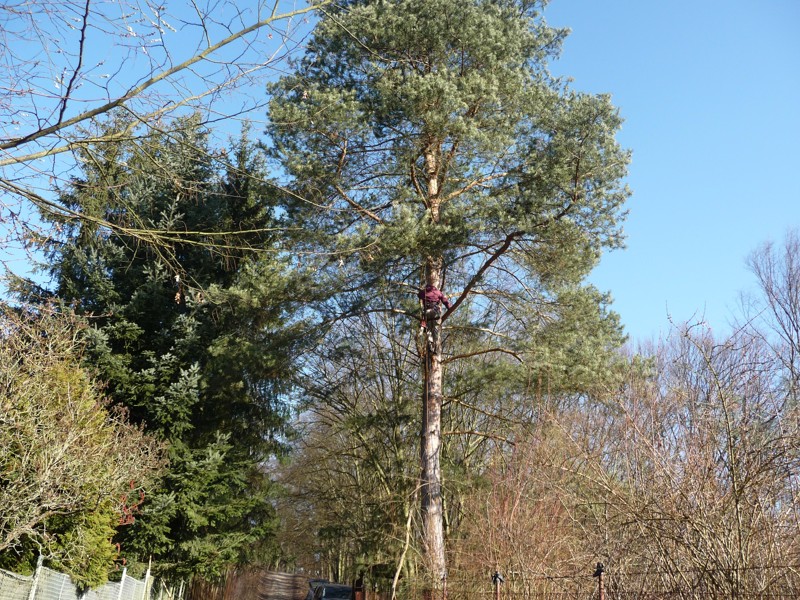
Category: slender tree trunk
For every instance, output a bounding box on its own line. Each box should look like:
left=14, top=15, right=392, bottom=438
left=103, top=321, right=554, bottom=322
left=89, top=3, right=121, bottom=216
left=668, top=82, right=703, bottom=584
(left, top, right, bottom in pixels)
left=420, top=144, right=447, bottom=584
left=421, top=294, right=446, bottom=583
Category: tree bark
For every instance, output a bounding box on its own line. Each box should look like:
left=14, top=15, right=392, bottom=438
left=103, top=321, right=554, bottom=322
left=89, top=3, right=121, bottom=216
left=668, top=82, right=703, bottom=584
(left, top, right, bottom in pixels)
left=420, top=144, right=447, bottom=583
left=421, top=301, right=446, bottom=583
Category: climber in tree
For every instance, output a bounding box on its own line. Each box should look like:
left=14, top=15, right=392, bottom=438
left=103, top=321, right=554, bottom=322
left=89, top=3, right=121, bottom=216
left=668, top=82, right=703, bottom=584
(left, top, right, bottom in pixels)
left=418, top=284, right=451, bottom=324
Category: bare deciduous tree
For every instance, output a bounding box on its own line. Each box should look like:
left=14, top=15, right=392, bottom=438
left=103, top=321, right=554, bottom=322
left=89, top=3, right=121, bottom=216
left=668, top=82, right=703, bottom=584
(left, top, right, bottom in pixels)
left=570, top=327, right=800, bottom=598
left=0, top=0, right=325, bottom=267
left=275, top=308, right=422, bottom=588
left=743, top=228, right=800, bottom=401
left=451, top=318, right=800, bottom=599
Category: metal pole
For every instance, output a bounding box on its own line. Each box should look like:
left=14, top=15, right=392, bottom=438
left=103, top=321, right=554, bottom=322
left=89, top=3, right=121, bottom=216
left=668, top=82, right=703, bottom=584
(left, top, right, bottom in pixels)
left=57, top=573, right=67, bottom=600
left=117, top=567, right=128, bottom=600
left=142, top=558, right=152, bottom=600
left=26, top=555, right=44, bottom=600
left=592, top=563, right=605, bottom=600
left=492, top=571, right=504, bottom=600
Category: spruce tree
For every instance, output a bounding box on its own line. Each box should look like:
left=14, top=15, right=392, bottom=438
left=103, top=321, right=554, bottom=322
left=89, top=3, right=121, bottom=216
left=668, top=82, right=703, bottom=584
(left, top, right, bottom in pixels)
left=268, top=0, right=630, bottom=581
left=15, top=116, right=299, bottom=577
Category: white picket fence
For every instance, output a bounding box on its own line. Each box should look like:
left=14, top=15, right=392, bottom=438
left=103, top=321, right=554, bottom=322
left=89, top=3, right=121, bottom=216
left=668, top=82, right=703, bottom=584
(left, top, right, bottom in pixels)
left=0, top=559, right=182, bottom=600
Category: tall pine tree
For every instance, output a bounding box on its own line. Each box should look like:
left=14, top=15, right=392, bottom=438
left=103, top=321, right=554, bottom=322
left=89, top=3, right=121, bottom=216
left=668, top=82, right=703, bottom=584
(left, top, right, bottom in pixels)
left=15, top=115, right=300, bottom=578
left=268, top=0, right=629, bottom=581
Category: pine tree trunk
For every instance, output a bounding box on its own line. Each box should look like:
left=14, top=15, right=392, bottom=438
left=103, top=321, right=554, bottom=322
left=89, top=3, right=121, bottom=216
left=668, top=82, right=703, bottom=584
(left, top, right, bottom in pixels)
left=420, top=145, right=447, bottom=584
left=421, top=299, right=446, bottom=583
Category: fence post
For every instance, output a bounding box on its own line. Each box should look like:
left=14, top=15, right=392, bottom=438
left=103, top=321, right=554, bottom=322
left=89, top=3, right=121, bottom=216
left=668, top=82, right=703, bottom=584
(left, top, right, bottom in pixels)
left=26, top=555, right=44, bottom=600
left=117, top=567, right=128, bottom=600
left=142, top=559, right=152, bottom=600
left=353, top=573, right=365, bottom=600
left=492, top=571, right=504, bottom=600
left=57, top=572, right=68, bottom=600
left=592, top=563, right=604, bottom=600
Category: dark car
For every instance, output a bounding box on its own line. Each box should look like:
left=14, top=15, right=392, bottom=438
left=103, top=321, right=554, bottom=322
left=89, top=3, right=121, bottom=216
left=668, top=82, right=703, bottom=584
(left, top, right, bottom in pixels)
left=312, top=583, right=353, bottom=600
left=305, top=579, right=330, bottom=600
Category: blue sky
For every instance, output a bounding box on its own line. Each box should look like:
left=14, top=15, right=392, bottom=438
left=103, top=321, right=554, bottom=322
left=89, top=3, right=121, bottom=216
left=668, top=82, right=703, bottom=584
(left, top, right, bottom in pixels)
left=544, top=0, right=800, bottom=342
left=4, top=1, right=798, bottom=345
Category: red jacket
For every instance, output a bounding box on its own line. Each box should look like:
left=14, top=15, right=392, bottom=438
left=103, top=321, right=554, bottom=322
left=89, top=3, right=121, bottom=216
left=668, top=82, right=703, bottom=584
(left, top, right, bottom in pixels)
left=418, top=285, right=451, bottom=309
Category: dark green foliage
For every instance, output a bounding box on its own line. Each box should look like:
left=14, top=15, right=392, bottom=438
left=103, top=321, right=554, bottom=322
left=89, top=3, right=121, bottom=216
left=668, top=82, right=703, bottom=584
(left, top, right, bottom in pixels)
left=16, top=116, right=298, bottom=578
